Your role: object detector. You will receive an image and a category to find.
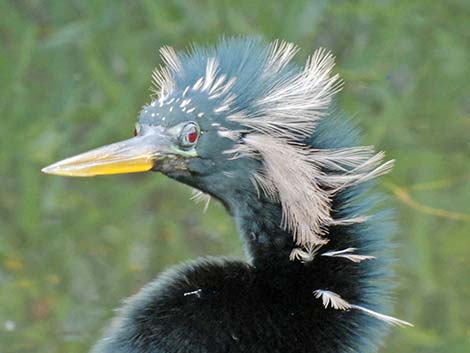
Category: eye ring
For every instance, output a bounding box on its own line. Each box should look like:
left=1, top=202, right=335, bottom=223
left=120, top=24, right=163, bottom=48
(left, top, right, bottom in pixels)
left=179, top=122, right=200, bottom=149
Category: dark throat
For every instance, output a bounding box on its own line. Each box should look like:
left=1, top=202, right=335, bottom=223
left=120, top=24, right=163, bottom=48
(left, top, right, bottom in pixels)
left=226, top=191, right=301, bottom=270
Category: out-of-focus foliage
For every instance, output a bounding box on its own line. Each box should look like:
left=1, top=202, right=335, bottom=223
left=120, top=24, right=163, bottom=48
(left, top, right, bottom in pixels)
left=0, top=1, right=468, bottom=352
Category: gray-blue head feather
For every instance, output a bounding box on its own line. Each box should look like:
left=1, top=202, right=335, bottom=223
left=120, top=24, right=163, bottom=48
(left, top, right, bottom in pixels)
left=138, top=37, right=395, bottom=259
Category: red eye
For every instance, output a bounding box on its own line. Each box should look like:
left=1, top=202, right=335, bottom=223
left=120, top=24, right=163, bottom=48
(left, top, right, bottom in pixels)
left=187, top=127, right=198, bottom=143
left=180, top=122, right=200, bottom=148
left=133, top=128, right=138, bottom=137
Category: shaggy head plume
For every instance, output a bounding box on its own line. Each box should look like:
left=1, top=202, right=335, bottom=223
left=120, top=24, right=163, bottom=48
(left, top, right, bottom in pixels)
left=150, top=38, right=393, bottom=260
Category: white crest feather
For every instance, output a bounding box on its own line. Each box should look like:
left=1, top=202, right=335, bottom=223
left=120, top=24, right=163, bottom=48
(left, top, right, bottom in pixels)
left=313, top=290, right=413, bottom=327
left=151, top=65, right=175, bottom=99
left=159, top=46, right=182, bottom=73
left=151, top=46, right=181, bottom=99
left=229, top=47, right=343, bottom=139
left=263, top=40, right=300, bottom=75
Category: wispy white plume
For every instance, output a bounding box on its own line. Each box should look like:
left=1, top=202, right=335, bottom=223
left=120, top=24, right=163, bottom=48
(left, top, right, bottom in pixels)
left=151, top=46, right=182, bottom=99
left=159, top=46, right=182, bottom=73
left=217, top=129, right=241, bottom=141
left=229, top=47, right=343, bottom=140
left=231, top=133, right=393, bottom=253
left=313, top=289, right=351, bottom=310
left=289, top=245, right=323, bottom=262
left=151, top=65, right=175, bottom=99
left=348, top=304, right=413, bottom=327
left=327, top=216, right=370, bottom=226
left=263, top=40, right=299, bottom=75
left=313, top=290, right=413, bottom=327
left=190, top=189, right=211, bottom=213
left=237, top=134, right=332, bottom=246
left=321, top=247, right=376, bottom=263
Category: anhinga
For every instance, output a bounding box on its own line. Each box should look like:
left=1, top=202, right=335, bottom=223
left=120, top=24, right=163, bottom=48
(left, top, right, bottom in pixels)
left=43, top=38, right=411, bottom=353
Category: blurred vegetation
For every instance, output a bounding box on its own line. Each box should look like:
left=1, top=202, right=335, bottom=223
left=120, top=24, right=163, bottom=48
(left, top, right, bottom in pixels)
left=0, top=0, right=469, bottom=352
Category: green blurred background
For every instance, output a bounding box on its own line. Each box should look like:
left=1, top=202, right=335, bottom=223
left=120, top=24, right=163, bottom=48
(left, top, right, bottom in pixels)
left=1, top=1, right=469, bottom=352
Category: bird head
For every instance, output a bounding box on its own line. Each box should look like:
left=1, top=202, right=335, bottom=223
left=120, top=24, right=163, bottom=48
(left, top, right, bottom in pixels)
left=42, top=38, right=392, bottom=258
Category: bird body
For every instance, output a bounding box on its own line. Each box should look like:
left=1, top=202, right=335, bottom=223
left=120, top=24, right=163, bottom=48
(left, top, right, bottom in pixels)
left=42, top=38, right=411, bottom=353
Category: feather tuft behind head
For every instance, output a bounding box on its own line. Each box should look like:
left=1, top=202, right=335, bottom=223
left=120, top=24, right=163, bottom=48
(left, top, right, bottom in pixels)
left=151, top=39, right=394, bottom=261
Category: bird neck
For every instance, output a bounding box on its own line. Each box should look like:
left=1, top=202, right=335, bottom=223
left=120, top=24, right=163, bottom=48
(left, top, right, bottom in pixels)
left=227, top=192, right=300, bottom=269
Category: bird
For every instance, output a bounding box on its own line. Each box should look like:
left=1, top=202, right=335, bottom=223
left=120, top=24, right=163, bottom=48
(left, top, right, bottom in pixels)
left=42, top=37, right=412, bottom=353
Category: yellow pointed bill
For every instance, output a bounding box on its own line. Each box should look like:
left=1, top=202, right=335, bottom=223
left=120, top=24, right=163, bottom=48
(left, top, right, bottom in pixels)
left=42, top=134, right=167, bottom=177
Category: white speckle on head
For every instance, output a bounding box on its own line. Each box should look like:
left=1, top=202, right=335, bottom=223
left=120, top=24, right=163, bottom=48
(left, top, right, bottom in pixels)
left=198, top=112, right=205, bottom=118
left=202, top=58, right=218, bottom=92
left=214, top=105, right=230, bottom=113
left=151, top=113, right=155, bottom=117
left=182, top=86, right=190, bottom=97
left=162, top=117, right=166, bottom=121
left=209, top=74, right=226, bottom=94
left=218, top=129, right=241, bottom=141
left=180, top=99, right=191, bottom=108
left=151, top=101, right=156, bottom=107
left=186, top=107, right=195, bottom=113
left=221, top=93, right=236, bottom=107
left=211, top=122, right=220, bottom=127
left=209, top=76, right=237, bottom=100
left=193, top=77, right=204, bottom=91
left=167, top=98, right=175, bottom=105
left=169, top=106, right=174, bottom=112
